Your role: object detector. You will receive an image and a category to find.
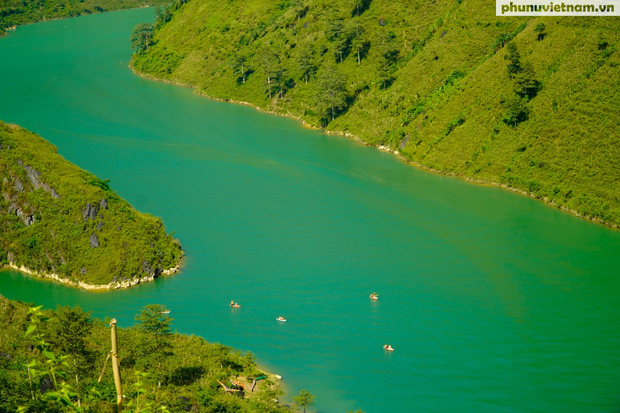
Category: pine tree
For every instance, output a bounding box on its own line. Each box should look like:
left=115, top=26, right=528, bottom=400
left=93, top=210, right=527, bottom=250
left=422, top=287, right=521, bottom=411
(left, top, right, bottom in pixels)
left=130, top=23, right=154, bottom=52
left=296, top=43, right=315, bottom=83
left=504, top=42, right=521, bottom=78
left=347, top=19, right=366, bottom=65
left=135, top=304, right=173, bottom=388
left=314, top=65, right=348, bottom=123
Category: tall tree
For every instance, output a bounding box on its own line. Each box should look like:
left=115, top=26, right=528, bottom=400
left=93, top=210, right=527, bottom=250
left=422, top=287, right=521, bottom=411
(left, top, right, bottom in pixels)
left=374, top=30, right=398, bottom=88
left=229, top=52, right=249, bottom=83
left=259, top=47, right=282, bottom=99
left=154, top=5, right=172, bottom=30
left=534, top=23, right=546, bottom=41
left=272, top=65, right=288, bottom=98
left=290, top=0, right=307, bottom=21
left=504, top=42, right=521, bottom=78
left=293, top=389, right=315, bottom=413
left=135, top=304, right=173, bottom=388
left=513, top=61, right=539, bottom=98
left=502, top=95, right=529, bottom=127
left=51, top=306, right=94, bottom=408
left=130, top=23, right=154, bottom=53
left=314, top=65, right=348, bottom=123
left=347, top=19, right=366, bottom=64
left=349, top=0, right=372, bottom=16
left=296, top=43, right=315, bottom=83
left=326, top=18, right=344, bottom=42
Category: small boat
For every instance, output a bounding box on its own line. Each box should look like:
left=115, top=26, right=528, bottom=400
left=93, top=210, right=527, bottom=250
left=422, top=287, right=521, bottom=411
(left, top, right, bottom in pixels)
left=230, top=303, right=241, bottom=308
left=160, top=310, right=171, bottom=314
left=383, top=345, right=394, bottom=351
left=276, top=317, right=286, bottom=322
left=370, top=293, right=378, bottom=300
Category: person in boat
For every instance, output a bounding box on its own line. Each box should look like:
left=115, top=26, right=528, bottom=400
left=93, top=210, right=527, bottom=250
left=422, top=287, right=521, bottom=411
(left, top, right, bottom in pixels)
left=230, top=301, right=234, bottom=306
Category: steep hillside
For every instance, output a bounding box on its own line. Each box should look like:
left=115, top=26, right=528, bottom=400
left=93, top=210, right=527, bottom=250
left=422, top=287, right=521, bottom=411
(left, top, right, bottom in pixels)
left=0, top=296, right=291, bottom=412
left=132, top=0, right=620, bottom=227
left=0, top=0, right=166, bottom=36
left=0, top=121, right=182, bottom=287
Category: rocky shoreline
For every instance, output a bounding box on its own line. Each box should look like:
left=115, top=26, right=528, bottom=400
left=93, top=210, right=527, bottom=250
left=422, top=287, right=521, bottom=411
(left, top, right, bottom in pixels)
left=1, top=256, right=183, bottom=291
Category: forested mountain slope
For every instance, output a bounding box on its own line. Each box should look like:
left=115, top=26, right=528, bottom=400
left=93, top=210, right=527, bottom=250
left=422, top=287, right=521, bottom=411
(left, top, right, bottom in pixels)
left=0, top=121, right=182, bottom=287
left=132, top=0, right=620, bottom=227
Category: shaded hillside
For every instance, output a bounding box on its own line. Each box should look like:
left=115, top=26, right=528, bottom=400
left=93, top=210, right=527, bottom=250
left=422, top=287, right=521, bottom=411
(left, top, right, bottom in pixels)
left=132, top=0, right=620, bottom=227
left=0, top=121, right=182, bottom=287
left=0, top=295, right=291, bottom=412
left=0, top=0, right=166, bottom=35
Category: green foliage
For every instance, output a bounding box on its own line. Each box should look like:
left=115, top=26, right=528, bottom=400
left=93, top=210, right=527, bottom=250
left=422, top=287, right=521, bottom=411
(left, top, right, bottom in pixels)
left=0, top=296, right=292, bottom=413
left=534, top=22, right=546, bottom=41
left=131, top=23, right=154, bottom=53
left=296, top=43, right=316, bottom=83
left=135, top=305, right=173, bottom=386
left=229, top=52, right=250, bottom=84
left=131, top=1, right=620, bottom=227
left=504, top=42, right=521, bottom=77
left=50, top=305, right=96, bottom=407
left=0, top=121, right=182, bottom=286
left=314, top=64, right=348, bottom=123
left=502, top=95, right=528, bottom=127
left=292, top=389, right=315, bottom=413
left=290, top=0, right=308, bottom=21
left=0, top=0, right=167, bottom=33
left=348, top=19, right=367, bottom=65
left=259, top=47, right=285, bottom=99
left=512, top=61, right=540, bottom=98
left=374, top=30, right=398, bottom=89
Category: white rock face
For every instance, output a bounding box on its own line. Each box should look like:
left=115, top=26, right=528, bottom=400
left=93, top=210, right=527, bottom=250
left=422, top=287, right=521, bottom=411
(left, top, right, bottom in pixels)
left=4, top=262, right=181, bottom=290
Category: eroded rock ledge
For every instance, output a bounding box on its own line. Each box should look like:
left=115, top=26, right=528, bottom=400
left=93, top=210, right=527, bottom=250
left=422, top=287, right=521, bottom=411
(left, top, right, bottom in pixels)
left=3, top=255, right=183, bottom=291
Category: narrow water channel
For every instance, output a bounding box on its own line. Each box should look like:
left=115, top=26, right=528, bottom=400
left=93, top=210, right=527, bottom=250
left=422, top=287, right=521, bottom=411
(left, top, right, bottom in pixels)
left=1, top=9, right=620, bottom=412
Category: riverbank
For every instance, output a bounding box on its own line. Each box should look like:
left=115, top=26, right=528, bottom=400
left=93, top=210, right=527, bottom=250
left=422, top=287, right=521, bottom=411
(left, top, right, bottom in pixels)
left=132, top=0, right=620, bottom=229
left=131, top=65, right=618, bottom=231
left=0, top=252, right=183, bottom=290
left=0, top=0, right=165, bottom=38
left=0, top=294, right=292, bottom=412
left=0, top=120, right=184, bottom=287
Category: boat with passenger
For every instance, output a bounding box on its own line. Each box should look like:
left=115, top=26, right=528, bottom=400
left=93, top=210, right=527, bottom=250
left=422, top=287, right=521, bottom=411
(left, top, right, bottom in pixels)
left=276, top=317, right=286, bottom=322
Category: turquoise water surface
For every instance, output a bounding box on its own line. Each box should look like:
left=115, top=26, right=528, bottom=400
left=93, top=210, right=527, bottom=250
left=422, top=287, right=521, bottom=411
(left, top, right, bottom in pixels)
left=1, top=9, right=620, bottom=412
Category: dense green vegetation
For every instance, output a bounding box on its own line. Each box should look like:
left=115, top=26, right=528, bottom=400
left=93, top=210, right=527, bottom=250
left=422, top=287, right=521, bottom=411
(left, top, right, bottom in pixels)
left=0, top=295, right=292, bottom=412
left=0, top=0, right=167, bottom=36
left=132, top=0, right=620, bottom=227
left=0, top=121, right=182, bottom=286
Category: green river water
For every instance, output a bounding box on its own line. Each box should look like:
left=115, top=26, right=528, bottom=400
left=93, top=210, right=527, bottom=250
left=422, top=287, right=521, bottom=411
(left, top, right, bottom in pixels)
left=1, top=9, right=620, bottom=412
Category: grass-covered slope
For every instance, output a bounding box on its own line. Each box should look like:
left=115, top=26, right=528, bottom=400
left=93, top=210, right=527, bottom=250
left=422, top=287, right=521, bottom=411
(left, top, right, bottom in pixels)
left=132, top=0, right=620, bottom=227
left=0, top=0, right=166, bottom=36
left=0, top=121, right=182, bottom=287
left=0, top=296, right=290, bottom=413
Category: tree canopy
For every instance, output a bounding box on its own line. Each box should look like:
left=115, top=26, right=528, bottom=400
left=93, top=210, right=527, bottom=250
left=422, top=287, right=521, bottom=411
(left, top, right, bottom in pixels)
left=293, top=389, right=315, bottom=413
left=315, top=65, right=348, bottom=123
left=130, top=23, right=154, bottom=53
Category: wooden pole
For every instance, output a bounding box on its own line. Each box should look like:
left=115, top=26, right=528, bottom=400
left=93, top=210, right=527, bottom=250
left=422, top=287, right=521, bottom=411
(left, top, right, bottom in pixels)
left=110, top=319, right=122, bottom=412
left=97, top=352, right=111, bottom=383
